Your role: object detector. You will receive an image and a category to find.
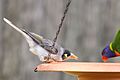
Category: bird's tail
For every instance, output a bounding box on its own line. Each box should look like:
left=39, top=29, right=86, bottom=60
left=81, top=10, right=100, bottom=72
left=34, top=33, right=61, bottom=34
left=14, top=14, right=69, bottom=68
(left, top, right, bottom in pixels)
left=3, top=18, right=36, bottom=47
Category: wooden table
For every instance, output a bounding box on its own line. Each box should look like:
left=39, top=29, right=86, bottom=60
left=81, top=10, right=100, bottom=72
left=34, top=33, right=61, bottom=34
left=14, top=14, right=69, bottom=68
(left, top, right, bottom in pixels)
left=35, top=62, right=120, bottom=80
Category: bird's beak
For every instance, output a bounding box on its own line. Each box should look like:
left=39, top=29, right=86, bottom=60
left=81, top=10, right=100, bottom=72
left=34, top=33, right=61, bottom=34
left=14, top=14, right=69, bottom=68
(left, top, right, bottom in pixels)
left=102, top=56, right=108, bottom=62
left=68, top=53, right=79, bottom=60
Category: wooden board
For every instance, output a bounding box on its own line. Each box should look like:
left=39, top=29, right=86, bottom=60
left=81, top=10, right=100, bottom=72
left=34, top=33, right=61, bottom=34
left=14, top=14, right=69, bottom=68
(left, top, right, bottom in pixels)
left=35, top=62, right=120, bottom=72
left=35, top=62, right=120, bottom=80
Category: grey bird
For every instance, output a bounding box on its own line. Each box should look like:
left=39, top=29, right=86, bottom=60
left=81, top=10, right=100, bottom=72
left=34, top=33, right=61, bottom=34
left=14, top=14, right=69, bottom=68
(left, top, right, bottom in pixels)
left=3, top=18, right=78, bottom=63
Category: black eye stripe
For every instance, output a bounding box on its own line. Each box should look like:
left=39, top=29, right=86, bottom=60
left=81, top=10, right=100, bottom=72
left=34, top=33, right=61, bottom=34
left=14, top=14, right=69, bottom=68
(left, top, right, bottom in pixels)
left=64, top=50, right=70, bottom=56
left=62, top=50, right=71, bottom=60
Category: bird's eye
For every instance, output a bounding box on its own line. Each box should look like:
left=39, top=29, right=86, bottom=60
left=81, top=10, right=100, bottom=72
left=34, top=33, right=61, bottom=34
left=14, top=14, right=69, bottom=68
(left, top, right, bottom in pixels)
left=62, top=53, right=68, bottom=60
left=64, top=54, right=68, bottom=58
left=62, top=50, right=71, bottom=60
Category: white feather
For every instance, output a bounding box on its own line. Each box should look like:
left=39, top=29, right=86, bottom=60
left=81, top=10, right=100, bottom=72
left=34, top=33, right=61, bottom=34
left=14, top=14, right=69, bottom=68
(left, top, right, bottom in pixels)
left=3, top=18, right=35, bottom=47
left=3, top=18, right=65, bottom=62
left=30, top=45, right=49, bottom=61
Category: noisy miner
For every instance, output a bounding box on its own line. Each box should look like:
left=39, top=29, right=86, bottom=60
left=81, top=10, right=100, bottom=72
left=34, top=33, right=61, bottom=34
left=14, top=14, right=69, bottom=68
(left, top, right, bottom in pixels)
left=3, top=18, right=78, bottom=63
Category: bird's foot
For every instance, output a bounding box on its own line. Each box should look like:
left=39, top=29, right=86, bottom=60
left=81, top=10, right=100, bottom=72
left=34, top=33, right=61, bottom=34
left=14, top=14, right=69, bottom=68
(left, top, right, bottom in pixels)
left=43, top=58, right=58, bottom=63
left=43, top=61, right=53, bottom=63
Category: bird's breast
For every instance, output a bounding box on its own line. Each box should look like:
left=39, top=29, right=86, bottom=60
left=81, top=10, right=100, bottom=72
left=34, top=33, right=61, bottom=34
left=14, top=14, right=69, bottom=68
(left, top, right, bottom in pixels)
left=30, top=45, right=49, bottom=56
left=29, top=45, right=63, bottom=61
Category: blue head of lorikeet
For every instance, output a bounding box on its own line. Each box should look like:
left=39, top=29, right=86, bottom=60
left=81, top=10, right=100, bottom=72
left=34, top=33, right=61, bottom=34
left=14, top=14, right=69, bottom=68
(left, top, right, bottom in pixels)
left=102, top=43, right=118, bottom=62
left=102, top=30, right=120, bottom=62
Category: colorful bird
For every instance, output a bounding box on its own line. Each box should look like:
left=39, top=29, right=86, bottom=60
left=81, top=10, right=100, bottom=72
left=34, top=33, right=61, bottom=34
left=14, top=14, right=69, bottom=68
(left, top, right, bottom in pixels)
left=3, top=18, right=78, bottom=63
left=102, top=30, right=120, bottom=62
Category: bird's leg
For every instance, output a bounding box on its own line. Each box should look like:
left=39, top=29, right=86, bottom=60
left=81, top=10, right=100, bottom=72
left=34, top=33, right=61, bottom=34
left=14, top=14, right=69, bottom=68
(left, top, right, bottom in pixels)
left=45, top=58, right=58, bottom=63
left=50, top=59, right=63, bottom=64
left=43, top=60, right=52, bottom=63
left=47, top=53, right=51, bottom=61
left=43, top=53, right=51, bottom=63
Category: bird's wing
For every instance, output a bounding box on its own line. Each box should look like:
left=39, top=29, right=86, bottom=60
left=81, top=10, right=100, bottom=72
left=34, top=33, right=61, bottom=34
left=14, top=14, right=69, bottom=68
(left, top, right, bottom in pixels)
left=21, top=29, right=61, bottom=55
left=41, top=39, right=57, bottom=54
left=30, top=32, right=44, bottom=43
left=3, top=18, right=37, bottom=47
left=112, top=29, right=120, bottom=52
left=21, top=29, right=44, bottom=45
left=41, top=39, right=63, bottom=55
left=3, top=18, right=62, bottom=55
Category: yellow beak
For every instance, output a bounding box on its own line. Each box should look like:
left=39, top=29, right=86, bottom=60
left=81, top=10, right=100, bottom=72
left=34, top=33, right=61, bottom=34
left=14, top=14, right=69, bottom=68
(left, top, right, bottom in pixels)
left=68, top=53, right=79, bottom=60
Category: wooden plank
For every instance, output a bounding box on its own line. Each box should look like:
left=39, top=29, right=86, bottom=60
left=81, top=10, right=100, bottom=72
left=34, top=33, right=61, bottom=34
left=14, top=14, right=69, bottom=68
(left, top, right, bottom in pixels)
left=36, top=62, right=120, bottom=80
left=35, top=62, right=120, bottom=72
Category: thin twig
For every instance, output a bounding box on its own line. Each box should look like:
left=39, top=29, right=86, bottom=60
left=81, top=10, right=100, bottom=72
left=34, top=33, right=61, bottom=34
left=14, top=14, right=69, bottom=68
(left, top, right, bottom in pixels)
left=52, top=0, right=71, bottom=48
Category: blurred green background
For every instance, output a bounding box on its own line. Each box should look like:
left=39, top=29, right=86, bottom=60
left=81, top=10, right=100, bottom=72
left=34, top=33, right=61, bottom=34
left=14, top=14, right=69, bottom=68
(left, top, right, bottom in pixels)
left=0, top=0, right=120, bottom=80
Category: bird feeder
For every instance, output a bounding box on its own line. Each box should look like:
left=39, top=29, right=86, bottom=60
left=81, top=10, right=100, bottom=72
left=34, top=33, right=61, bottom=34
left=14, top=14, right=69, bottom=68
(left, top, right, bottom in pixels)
left=35, top=62, right=120, bottom=80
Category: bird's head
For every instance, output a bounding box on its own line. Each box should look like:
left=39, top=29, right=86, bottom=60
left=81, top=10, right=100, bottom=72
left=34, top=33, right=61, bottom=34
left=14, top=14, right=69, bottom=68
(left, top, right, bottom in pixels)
left=102, top=45, right=116, bottom=62
left=62, top=50, right=78, bottom=61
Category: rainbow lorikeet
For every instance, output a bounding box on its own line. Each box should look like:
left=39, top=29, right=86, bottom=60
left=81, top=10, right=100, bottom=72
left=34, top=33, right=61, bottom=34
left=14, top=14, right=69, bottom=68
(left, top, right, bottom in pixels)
left=102, top=30, right=120, bottom=62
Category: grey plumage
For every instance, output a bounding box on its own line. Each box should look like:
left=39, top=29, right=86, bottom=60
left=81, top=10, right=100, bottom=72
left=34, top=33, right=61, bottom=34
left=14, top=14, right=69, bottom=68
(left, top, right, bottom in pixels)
left=3, top=18, right=66, bottom=62
left=23, top=29, right=65, bottom=61
left=4, top=18, right=64, bottom=61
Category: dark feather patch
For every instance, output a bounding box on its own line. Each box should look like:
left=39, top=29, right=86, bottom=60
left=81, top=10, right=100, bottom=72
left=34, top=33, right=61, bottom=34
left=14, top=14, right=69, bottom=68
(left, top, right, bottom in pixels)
left=62, top=49, right=71, bottom=60
left=22, top=29, right=40, bottom=44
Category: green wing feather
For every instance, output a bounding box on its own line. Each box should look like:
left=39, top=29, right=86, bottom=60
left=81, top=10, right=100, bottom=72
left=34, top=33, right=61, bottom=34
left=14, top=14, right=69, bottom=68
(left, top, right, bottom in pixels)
left=112, top=29, right=120, bottom=52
